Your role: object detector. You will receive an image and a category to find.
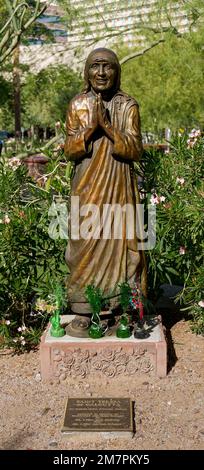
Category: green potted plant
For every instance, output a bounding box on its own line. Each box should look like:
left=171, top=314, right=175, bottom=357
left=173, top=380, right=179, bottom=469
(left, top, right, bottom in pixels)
left=85, top=285, right=103, bottom=339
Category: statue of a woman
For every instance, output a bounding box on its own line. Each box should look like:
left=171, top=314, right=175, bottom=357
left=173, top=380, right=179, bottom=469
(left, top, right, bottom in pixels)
left=64, top=48, right=147, bottom=336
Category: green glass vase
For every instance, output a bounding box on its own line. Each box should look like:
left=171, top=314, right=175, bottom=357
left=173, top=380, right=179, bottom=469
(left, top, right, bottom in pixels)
left=50, top=310, right=65, bottom=337
left=116, top=314, right=131, bottom=338
left=50, top=324, right=65, bottom=337
left=88, top=323, right=103, bottom=339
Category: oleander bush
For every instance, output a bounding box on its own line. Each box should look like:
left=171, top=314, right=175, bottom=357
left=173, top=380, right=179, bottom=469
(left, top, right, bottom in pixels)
left=140, top=130, right=204, bottom=333
left=0, top=150, right=71, bottom=350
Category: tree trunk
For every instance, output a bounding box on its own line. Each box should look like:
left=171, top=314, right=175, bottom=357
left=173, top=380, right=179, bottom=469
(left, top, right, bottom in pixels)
left=13, top=43, right=21, bottom=139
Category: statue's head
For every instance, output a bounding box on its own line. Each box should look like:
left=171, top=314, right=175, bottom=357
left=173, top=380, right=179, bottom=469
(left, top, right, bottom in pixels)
left=83, top=48, right=121, bottom=95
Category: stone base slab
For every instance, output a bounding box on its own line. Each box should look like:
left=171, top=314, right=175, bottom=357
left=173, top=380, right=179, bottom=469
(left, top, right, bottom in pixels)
left=40, top=315, right=167, bottom=381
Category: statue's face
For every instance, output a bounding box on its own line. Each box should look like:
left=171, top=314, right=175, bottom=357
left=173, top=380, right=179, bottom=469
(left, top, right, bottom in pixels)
left=88, top=53, right=117, bottom=94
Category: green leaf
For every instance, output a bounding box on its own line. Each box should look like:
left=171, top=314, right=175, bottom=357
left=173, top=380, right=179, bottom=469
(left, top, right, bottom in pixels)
left=166, top=267, right=179, bottom=276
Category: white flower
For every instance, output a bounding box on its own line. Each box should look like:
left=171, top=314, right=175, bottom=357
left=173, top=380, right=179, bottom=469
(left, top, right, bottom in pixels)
left=8, top=157, right=21, bottom=170
left=189, top=128, right=196, bottom=137
left=179, top=246, right=186, bottom=255
left=194, top=130, right=201, bottom=138
left=17, top=326, right=22, bottom=332
left=176, top=177, right=185, bottom=185
left=187, top=138, right=197, bottom=149
left=20, top=335, right=25, bottom=340
left=3, top=215, right=10, bottom=224
left=189, top=128, right=201, bottom=138
left=5, top=320, right=10, bottom=325
left=21, top=340, right=26, bottom=346
left=198, top=300, right=204, bottom=308
left=150, top=194, right=166, bottom=205
left=21, top=325, right=27, bottom=331
left=150, top=194, right=160, bottom=205
left=187, top=128, right=201, bottom=149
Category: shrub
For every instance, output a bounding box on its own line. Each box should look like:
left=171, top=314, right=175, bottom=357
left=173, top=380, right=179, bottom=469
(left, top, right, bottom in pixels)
left=0, top=151, right=70, bottom=349
left=140, top=131, right=204, bottom=332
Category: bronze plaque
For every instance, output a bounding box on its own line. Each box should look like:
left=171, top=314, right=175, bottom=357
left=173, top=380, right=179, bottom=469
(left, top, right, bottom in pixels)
left=62, top=398, right=133, bottom=433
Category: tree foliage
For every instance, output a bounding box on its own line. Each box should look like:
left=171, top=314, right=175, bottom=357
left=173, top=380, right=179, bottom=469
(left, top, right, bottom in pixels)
left=21, top=65, right=82, bottom=128
left=0, top=63, right=82, bottom=131
left=58, top=0, right=204, bottom=61
left=120, top=28, right=204, bottom=131
left=0, top=74, right=13, bottom=130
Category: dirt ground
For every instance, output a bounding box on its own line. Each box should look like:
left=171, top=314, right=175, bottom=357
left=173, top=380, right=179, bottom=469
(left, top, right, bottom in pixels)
left=0, top=312, right=204, bottom=451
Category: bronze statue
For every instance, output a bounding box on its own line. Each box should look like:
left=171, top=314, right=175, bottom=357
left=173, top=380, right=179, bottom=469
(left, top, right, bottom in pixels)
left=64, top=48, right=147, bottom=337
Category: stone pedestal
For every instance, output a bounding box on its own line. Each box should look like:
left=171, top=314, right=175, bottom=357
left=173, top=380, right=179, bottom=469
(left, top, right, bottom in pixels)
left=40, top=315, right=167, bottom=382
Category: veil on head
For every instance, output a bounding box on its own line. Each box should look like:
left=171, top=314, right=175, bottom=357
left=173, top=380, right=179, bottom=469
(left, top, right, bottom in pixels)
left=83, top=48, right=121, bottom=93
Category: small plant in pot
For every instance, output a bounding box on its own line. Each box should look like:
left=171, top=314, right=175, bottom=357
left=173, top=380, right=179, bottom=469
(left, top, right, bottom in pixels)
left=116, top=282, right=132, bottom=338
left=85, top=285, right=103, bottom=339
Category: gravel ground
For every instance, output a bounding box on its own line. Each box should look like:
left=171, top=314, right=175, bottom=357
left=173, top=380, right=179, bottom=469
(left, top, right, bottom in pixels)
left=0, top=317, right=204, bottom=451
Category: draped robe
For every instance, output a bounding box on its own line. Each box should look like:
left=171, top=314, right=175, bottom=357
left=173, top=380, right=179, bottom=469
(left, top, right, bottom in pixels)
left=64, top=90, right=144, bottom=314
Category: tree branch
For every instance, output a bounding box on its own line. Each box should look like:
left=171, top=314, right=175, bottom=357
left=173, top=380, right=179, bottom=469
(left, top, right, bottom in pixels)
left=0, top=35, right=22, bottom=63
left=23, top=2, right=48, bottom=31
left=0, top=3, right=28, bottom=34
left=0, top=30, right=10, bottom=51
left=0, top=1, right=51, bottom=64
left=120, top=39, right=166, bottom=65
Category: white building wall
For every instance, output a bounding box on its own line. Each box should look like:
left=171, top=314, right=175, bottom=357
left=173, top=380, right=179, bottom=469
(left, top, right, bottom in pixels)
left=20, top=0, right=191, bottom=72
